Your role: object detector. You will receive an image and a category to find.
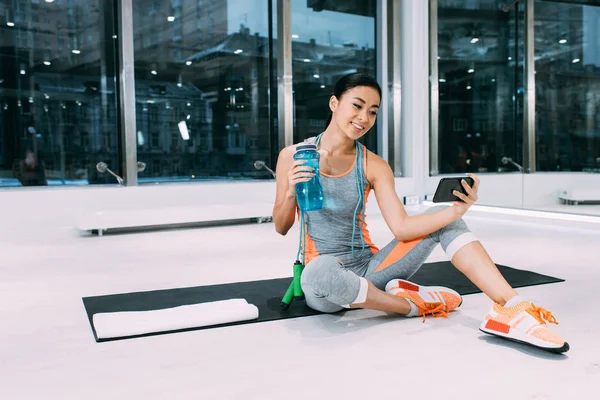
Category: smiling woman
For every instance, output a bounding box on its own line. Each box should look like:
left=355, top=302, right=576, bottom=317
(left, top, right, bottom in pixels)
left=325, top=82, right=380, bottom=142
left=272, top=73, right=569, bottom=354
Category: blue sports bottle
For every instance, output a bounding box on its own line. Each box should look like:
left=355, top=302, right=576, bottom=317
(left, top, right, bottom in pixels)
left=293, top=143, right=324, bottom=212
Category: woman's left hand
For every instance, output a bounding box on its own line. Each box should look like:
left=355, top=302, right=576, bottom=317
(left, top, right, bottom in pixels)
left=452, top=173, right=480, bottom=216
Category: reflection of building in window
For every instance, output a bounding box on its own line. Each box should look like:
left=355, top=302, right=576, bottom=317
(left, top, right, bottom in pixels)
left=81, top=132, right=89, bottom=148
left=152, top=159, right=160, bottom=175
left=198, top=135, right=207, bottom=150
left=309, top=119, right=325, bottom=129
left=0, top=0, right=382, bottom=182
left=172, top=159, right=181, bottom=175
left=436, top=0, right=522, bottom=173
left=226, top=123, right=246, bottom=155
left=453, top=118, right=468, bottom=132
left=103, top=132, right=111, bottom=150
left=534, top=1, right=600, bottom=171
left=0, top=0, right=121, bottom=185
left=436, top=0, right=600, bottom=173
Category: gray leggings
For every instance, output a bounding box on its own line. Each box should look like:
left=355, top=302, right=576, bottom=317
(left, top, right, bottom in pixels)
left=300, top=206, right=477, bottom=313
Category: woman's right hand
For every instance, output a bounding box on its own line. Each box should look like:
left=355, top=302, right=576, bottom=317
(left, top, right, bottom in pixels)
left=286, top=160, right=315, bottom=197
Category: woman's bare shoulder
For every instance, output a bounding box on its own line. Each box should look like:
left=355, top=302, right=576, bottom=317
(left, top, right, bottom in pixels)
left=365, top=150, right=393, bottom=182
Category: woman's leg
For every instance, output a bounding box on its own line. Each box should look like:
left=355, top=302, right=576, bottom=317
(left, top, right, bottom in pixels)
left=364, top=206, right=471, bottom=287
left=302, top=206, right=517, bottom=315
left=450, top=241, right=517, bottom=306
left=301, top=255, right=411, bottom=314
left=305, top=205, right=465, bottom=315
left=347, top=279, right=411, bottom=314
left=365, top=205, right=517, bottom=306
left=355, top=206, right=475, bottom=316
left=422, top=206, right=517, bottom=305
left=363, top=235, right=439, bottom=290
left=300, top=234, right=444, bottom=315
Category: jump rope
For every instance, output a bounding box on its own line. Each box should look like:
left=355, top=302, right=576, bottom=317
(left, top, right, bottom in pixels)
left=296, top=132, right=367, bottom=266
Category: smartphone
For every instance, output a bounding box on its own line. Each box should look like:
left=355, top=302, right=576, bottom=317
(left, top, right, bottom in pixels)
left=432, top=177, right=475, bottom=203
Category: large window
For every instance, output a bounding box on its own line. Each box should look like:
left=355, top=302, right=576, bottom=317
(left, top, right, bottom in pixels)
left=0, top=0, right=119, bottom=187
left=535, top=1, right=600, bottom=172
left=0, top=0, right=383, bottom=188
left=291, top=0, right=378, bottom=152
left=432, top=0, right=524, bottom=174
left=132, top=0, right=275, bottom=182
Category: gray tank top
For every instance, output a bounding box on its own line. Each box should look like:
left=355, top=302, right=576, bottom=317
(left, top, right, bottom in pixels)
left=300, top=136, right=379, bottom=270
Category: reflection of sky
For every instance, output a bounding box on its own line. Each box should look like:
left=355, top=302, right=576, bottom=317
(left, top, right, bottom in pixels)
left=227, top=0, right=375, bottom=48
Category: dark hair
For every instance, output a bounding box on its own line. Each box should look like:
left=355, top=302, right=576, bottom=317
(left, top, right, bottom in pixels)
left=325, top=72, right=382, bottom=126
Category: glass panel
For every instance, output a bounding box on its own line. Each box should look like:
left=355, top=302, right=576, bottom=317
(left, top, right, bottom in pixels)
left=535, top=1, right=600, bottom=173
left=0, top=0, right=119, bottom=187
left=291, top=0, right=378, bottom=152
left=435, top=0, right=524, bottom=176
left=132, top=0, right=275, bottom=183
left=530, top=0, right=600, bottom=215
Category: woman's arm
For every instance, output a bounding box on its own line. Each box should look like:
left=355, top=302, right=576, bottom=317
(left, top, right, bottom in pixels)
left=369, top=155, right=479, bottom=241
left=272, top=145, right=315, bottom=235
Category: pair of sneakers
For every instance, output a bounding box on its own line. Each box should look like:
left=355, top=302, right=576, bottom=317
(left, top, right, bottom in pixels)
left=385, top=279, right=569, bottom=354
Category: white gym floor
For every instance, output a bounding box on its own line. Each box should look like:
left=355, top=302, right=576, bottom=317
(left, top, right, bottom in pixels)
left=1, top=209, right=599, bottom=399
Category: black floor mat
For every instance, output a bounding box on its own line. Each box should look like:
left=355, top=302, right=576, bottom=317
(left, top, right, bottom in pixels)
left=82, top=262, right=564, bottom=342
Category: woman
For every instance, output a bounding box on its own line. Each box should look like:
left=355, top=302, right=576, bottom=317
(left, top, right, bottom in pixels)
left=273, top=73, right=568, bottom=354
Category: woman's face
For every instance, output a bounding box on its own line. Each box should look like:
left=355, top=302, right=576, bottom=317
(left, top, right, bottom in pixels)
left=330, top=86, right=380, bottom=141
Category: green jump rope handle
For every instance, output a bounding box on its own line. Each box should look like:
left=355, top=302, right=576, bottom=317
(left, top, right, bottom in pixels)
left=293, top=262, right=304, bottom=297
left=281, top=283, right=294, bottom=306
left=281, top=261, right=305, bottom=310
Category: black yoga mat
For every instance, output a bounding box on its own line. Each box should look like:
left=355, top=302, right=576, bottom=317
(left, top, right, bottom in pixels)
left=82, top=262, right=564, bottom=342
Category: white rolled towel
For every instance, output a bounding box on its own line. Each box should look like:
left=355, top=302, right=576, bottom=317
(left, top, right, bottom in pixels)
left=92, top=298, right=259, bottom=339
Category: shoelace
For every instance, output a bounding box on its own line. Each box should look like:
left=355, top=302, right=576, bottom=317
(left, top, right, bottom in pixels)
left=400, top=291, right=449, bottom=323
left=409, top=294, right=448, bottom=323
left=527, top=303, right=559, bottom=325
left=417, top=301, right=448, bottom=323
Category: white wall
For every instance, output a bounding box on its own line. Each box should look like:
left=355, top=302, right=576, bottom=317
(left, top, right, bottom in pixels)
left=0, top=176, right=423, bottom=235
left=4, top=171, right=596, bottom=237
left=522, top=173, right=600, bottom=206
left=0, top=181, right=276, bottom=235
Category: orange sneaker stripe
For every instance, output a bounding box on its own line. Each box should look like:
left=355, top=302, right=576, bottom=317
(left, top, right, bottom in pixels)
left=485, top=320, right=510, bottom=334
left=396, top=281, right=420, bottom=291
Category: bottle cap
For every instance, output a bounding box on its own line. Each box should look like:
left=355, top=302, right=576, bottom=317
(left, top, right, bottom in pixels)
left=295, top=143, right=317, bottom=152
